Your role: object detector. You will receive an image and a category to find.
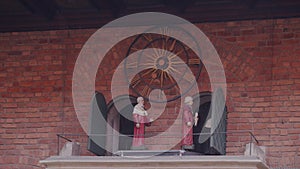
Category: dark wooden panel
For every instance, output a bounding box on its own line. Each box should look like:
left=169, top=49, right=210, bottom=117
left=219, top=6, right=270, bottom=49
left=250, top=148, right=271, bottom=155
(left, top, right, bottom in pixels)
left=0, top=0, right=300, bottom=32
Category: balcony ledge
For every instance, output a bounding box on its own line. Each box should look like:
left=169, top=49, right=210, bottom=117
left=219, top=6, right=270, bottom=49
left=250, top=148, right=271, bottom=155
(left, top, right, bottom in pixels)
left=40, top=155, right=269, bottom=169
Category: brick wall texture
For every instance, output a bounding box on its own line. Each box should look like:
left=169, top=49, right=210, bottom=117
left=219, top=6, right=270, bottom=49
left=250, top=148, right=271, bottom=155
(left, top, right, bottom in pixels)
left=1, top=17, right=300, bottom=168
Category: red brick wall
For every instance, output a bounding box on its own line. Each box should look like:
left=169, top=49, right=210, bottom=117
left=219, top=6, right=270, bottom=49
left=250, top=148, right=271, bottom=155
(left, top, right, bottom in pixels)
left=0, top=18, right=300, bottom=168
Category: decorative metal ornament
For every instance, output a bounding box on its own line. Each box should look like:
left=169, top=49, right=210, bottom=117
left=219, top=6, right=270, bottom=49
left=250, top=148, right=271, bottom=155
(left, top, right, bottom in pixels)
left=124, top=31, right=203, bottom=103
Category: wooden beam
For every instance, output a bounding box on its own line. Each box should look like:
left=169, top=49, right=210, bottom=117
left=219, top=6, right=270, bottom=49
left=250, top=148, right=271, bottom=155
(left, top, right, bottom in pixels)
left=163, top=0, right=195, bottom=13
left=248, top=0, right=259, bottom=9
left=107, top=0, right=127, bottom=17
left=18, top=0, right=35, bottom=14
left=2, top=0, right=300, bottom=32
left=88, top=0, right=102, bottom=12
left=18, top=0, right=58, bottom=20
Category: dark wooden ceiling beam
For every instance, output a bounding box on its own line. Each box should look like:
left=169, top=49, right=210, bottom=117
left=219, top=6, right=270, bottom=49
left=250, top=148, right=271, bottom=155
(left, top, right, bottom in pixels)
left=163, top=0, right=195, bottom=13
left=106, top=0, right=127, bottom=17
left=88, top=0, right=102, bottom=12
left=18, top=0, right=59, bottom=20
left=1, top=0, right=300, bottom=32
left=244, top=0, right=259, bottom=9
left=18, top=0, right=35, bottom=14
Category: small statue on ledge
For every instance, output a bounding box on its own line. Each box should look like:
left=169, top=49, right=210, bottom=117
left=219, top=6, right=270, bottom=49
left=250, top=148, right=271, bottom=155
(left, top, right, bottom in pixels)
left=131, top=97, right=152, bottom=150
left=181, top=96, right=198, bottom=150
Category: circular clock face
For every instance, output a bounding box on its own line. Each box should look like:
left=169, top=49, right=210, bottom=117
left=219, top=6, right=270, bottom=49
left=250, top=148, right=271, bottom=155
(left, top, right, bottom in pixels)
left=124, top=28, right=203, bottom=103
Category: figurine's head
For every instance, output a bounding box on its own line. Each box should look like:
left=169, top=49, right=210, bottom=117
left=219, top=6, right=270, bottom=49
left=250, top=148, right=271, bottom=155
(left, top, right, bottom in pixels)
left=137, top=97, right=144, bottom=104
left=184, top=96, right=193, bottom=105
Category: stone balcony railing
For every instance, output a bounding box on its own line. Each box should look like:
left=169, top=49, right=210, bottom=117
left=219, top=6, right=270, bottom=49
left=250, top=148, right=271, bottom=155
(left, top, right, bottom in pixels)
left=40, top=155, right=269, bottom=169
left=40, top=141, right=269, bottom=169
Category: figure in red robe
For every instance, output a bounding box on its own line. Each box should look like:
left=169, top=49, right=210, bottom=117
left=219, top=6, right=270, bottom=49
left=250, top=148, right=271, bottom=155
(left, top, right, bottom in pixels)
left=131, top=97, right=152, bottom=150
left=181, top=96, right=198, bottom=150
